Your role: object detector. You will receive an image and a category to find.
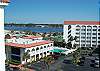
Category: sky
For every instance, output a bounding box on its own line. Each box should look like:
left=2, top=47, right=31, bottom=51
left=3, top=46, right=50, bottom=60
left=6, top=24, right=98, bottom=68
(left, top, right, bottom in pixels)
left=5, top=0, right=99, bottom=24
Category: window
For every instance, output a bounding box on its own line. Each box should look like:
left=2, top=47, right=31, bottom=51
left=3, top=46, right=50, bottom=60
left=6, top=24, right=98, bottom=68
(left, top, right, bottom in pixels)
left=81, top=40, right=85, bottom=42
left=81, top=29, right=85, bottom=31
left=81, top=37, right=85, bottom=39
left=87, top=37, right=91, bottom=39
left=68, top=25, right=71, bottom=30
left=81, top=44, right=85, bottom=46
left=86, top=44, right=91, bottom=46
left=48, top=45, right=49, bottom=47
left=98, top=41, right=100, bottom=43
left=92, top=33, right=96, bottom=35
left=44, top=46, right=46, bottom=48
left=87, top=41, right=90, bottom=42
left=36, top=47, right=39, bottom=51
left=68, top=30, right=71, bottom=34
left=68, top=34, right=71, bottom=38
left=92, top=44, right=96, bottom=47
left=11, top=47, right=20, bottom=55
left=93, top=29, right=96, bottom=31
left=98, top=29, right=100, bottom=31
left=47, top=51, right=49, bottom=53
left=92, top=41, right=96, bottom=43
left=32, top=48, right=35, bottom=51
left=92, top=37, right=96, bottom=39
left=76, top=32, right=79, bottom=35
left=81, top=33, right=85, bottom=35
left=87, top=33, right=91, bottom=35
left=98, top=33, right=100, bottom=35
left=87, top=29, right=91, bottom=31
left=40, top=47, right=43, bottom=49
left=98, top=37, right=100, bottom=39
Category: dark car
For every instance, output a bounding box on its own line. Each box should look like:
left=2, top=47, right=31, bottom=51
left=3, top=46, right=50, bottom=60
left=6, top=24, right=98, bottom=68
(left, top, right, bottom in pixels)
left=90, top=63, right=95, bottom=67
left=63, top=59, right=72, bottom=64
left=91, top=60, right=95, bottom=63
left=79, top=60, right=84, bottom=66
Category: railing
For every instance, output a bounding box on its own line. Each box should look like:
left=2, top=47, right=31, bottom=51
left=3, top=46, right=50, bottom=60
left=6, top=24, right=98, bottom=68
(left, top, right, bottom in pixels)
left=0, top=0, right=10, bottom=3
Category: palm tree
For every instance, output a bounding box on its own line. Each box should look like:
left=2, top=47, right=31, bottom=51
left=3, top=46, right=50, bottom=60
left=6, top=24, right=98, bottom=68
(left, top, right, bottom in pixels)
left=42, top=56, right=53, bottom=70
left=23, top=50, right=30, bottom=63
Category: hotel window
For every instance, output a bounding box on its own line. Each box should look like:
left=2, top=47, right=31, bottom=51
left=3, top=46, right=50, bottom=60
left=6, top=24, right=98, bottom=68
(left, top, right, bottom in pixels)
left=36, top=47, right=39, bottom=51
left=87, top=33, right=91, bottom=35
left=48, top=45, right=49, bottom=47
left=81, top=40, right=85, bottom=42
left=68, top=25, right=71, bottom=30
left=93, top=29, right=97, bottom=31
left=68, top=34, right=71, bottom=38
left=26, top=50, right=30, bottom=53
left=44, top=46, right=46, bottom=48
left=76, top=29, right=80, bottom=31
left=81, top=44, right=85, bottom=46
left=98, top=41, right=100, bottom=43
left=87, top=41, right=90, bottom=43
left=92, top=41, right=96, bottom=43
left=81, top=33, right=85, bottom=35
left=98, top=33, right=100, bottom=36
left=86, top=44, right=91, bottom=47
left=98, top=37, right=100, bottom=39
left=32, top=48, right=35, bottom=51
left=92, top=37, right=96, bottom=39
left=87, top=37, right=91, bottom=39
left=76, top=32, right=79, bottom=35
left=40, top=47, right=43, bottom=49
left=98, top=29, right=100, bottom=31
left=93, top=26, right=97, bottom=28
left=81, top=29, right=85, bottom=31
left=92, top=44, right=96, bottom=47
left=87, top=29, right=91, bottom=31
left=76, top=25, right=80, bottom=28
left=68, top=30, right=71, bottom=34
left=47, top=51, right=49, bottom=53
left=92, top=33, right=96, bottom=35
left=81, top=37, right=85, bottom=39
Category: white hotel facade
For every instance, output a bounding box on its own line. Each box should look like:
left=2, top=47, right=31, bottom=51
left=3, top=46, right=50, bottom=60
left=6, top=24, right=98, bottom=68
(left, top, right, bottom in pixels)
left=5, top=35, right=53, bottom=64
left=63, top=21, right=100, bottom=48
left=0, top=0, right=9, bottom=70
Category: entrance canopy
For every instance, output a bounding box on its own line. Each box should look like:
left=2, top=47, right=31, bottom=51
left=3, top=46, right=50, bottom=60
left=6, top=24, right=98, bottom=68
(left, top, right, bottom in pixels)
left=49, top=49, right=66, bottom=53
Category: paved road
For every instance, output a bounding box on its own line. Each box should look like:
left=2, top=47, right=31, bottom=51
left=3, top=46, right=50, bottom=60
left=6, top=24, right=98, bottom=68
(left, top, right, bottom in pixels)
left=28, top=55, right=100, bottom=71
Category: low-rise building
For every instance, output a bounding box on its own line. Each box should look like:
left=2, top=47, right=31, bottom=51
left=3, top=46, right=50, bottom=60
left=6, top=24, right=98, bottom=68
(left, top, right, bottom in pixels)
left=5, top=35, right=53, bottom=64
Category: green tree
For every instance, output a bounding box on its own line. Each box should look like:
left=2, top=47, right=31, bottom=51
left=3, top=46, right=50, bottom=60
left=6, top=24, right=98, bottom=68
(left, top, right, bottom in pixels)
left=23, top=50, right=30, bottom=63
left=43, top=56, right=53, bottom=70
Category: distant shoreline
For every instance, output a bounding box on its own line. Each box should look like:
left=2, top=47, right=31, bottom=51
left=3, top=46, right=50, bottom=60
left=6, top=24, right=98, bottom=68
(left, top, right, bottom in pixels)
left=4, top=24, right=63, bottom=28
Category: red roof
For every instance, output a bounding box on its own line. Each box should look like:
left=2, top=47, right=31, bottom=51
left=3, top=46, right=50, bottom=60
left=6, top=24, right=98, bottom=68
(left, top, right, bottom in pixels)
left=5, top=40, right=53, bottom=48
left=64, top=21, right=100, bottom=25
left=22, top=36, right=42, bottom=39
left=0, top=0, right=10, bottom=3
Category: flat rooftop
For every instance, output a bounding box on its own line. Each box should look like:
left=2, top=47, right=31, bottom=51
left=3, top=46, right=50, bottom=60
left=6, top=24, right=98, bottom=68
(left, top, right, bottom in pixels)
left=5, top=35, right=53, bottom=48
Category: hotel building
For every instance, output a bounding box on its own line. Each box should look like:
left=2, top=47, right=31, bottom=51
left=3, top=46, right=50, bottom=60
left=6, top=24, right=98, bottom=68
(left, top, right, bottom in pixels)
left=0, top=0, right=9, bottom=70
left=5, top=35, right=53, bottom=64
left=63, top=21, right=100, bottom=48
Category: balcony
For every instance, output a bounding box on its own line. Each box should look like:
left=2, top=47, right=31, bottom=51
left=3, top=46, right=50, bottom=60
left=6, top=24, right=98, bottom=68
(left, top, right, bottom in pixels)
left=0, top=0, right=10, bottom=3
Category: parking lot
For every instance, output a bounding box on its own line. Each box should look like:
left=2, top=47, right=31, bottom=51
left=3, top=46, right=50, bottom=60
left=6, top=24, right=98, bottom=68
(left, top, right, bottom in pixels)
left=6, top=53, right=99, bottom=71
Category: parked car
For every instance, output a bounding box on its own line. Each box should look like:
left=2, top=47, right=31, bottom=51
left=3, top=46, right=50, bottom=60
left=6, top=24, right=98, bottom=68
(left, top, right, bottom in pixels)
left=90, top=63, right=95, bottom=67
left=63, top=59, right=72, bottom=64
left=91, top=60, right=95, bottom=63
left=90, top=57, right=99, bottom=68
left=95, top=63, right=99, bottom=68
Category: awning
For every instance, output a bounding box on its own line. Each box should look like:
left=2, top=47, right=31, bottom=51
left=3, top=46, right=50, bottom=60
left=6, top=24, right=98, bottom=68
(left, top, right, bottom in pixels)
left=49, top=49, right=66, bottom=53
